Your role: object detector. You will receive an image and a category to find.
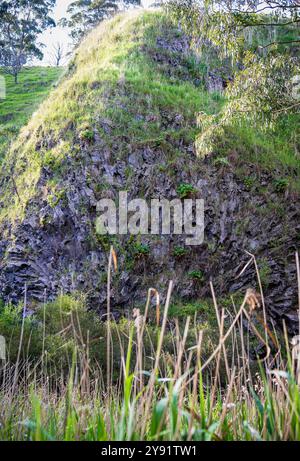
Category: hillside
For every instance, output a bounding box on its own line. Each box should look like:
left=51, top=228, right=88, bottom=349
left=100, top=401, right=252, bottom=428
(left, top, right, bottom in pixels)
left=0, top=67, right=63, bottom=161
left=1, top=6, right=300, bottom=443
left=0, top=10, right=299, bottom=334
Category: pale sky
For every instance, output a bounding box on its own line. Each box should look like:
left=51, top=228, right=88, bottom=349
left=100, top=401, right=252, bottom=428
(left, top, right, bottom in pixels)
left=37, top=0, right=155, bottom=66
left=36, top=0, right=73, bottom=66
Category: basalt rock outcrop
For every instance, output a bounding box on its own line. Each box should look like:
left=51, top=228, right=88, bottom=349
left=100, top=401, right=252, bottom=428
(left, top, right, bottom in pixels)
left=0, top=11, right=299, bottom=334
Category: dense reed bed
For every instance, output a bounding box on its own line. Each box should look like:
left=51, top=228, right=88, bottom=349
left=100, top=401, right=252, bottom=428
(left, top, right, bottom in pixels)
left=0, top=249, right=299, bottom=441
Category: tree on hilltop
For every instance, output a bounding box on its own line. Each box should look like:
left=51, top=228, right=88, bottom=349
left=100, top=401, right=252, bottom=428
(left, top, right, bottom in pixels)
left=0, top=0, right=56, bottom=83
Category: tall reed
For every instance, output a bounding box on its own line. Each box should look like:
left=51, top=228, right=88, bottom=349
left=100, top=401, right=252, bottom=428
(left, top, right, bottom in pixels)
left=0, top=252, right=299, bottom=441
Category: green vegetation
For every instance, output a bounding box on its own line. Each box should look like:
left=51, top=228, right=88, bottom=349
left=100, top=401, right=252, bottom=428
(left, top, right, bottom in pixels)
left=62, top=0, right=140, bottom=43
left=258, top=258, right=272, bottom=289
left=0, top=288, right=299, bottom=441
left=172, top=245, right=187, bottom=258
left=198, top=118, right=300, bottom=192
left=213, top=156, right=230, bottom=167
left=0, top=1, right=57, bottom=82
left=0, top=293, right=216, bottom=378
left=273, top=177, right=289, bottom=193
left=0, top=11, right=222, bottom=226
left=133, top=243, right=150, bottom=257
left=188, top=270, right=204, bottom=281
left=0, top=7, right=299, bottom=442
left=169, top=298, right=216, bottom=321
left=176, top=183, right=197, bottom=198
left=0, top=66, right=63, bottom=161
left=167, top=0, right=300, bottom=192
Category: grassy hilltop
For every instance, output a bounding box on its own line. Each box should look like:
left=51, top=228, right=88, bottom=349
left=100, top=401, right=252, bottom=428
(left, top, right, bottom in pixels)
left=0, top=11, right=221, bottom=224
left=0, top=11, right=299, bottom=226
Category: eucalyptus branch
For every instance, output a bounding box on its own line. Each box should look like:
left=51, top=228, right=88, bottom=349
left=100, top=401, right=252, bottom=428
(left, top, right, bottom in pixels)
left=262, top=39, right=300, bottom=48
left=231, top=5, right=300, bottom=14
left=243, top=19, right=300, bottom=27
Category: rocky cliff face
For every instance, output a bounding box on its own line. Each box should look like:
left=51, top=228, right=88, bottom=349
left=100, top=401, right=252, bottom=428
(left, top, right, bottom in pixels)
left=0, top=11, right=299, bottom=334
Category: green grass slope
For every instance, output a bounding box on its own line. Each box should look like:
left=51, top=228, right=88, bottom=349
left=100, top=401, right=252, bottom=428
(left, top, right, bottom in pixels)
left=0, top=67, right=63, bottom=161
left=0, top=10, right=223, bottom=226
left=0, top=10, right=299, bottom=229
